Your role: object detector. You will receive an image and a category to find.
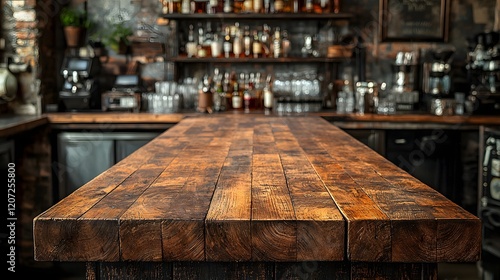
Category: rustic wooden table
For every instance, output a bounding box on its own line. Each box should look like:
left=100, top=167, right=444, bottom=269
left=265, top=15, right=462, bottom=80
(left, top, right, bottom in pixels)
left=33, top=116, right=481, bottom=279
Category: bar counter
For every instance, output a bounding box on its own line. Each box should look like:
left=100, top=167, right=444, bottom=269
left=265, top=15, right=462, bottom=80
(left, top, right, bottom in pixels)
left=33, top=116, right=480, bottom=279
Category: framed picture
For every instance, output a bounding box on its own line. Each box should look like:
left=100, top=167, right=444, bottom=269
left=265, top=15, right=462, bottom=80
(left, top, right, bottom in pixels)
left=379, top=0, right=450, bottom=42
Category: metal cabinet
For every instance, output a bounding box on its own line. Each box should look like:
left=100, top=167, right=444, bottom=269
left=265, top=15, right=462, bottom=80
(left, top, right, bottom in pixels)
left=56, top=132, right=160, bottom=199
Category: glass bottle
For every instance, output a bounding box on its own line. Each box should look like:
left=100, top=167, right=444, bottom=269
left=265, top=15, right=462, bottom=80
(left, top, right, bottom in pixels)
left=211, top=33, right=222, bottom=57
left=223, top=26, right=233, bottom=58
left=194, top=0, right=209, bottom=13
left=186, top=24, right=198, bottom=57
left=223, top=0, right=233, bottom=12
left=232, top=82, right=242, bottom=109
left=263, top=74, right=273, bottom=111
left=274, top=0, right=284, bottom=13
left=281, top=29, right=291, bottom=57
left=233, top=29, right=242, bottom=58
left=333, top=0, right=340, bottom=13
left=272, top=27, right=281, bottom=58
left=303, top=0, right=313, bottom=13
left=243, top=26, right=252, bottom=57
left=253, top=0, right=263, bottom=13
left=234, top=0, right=244, bottom=13
left=242, top=0, right=253, bottom=12
left=252, top=30, right=262, bottom=58
left=181, top=0, right=191, bottom=13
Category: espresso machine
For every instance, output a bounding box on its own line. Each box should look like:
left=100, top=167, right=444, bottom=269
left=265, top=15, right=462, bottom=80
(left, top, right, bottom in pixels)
left=58, top=56, right=101, bottom=111
left=466, top=31, right=500, bottom=115
left=421, top=48, right=455, bottom=114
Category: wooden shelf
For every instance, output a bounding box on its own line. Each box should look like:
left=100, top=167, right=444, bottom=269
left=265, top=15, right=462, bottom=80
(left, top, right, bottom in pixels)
left=168, top=56, right=351, bottom=63
left=160, top=12, right=352, bottom=20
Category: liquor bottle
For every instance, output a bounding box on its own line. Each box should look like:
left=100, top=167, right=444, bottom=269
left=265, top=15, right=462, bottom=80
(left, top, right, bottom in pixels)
left=223, top=72, right=233, bottom=108
left=243, top=0, right=253, bottom=13
left=282, top=0, right=292, bottom=13
left=233, top=29, right=242, bottom=58
left=263, top=0, right=272, bottom=13
left=234, top=0, right=244, bottom=13
left=303, top=0, right=313, bottom=13
left=223, top=0, right=233, bottom=12
left=333, top=0, right=340, bottom=13
left=274, top=0, right=284, bottom=12
left=252, top=30, right=262, bottom=58
left=232, top=81, right=242, bottom=109
left=194, top=0, right=209, bottom=13
left=181, top=0, right=191, bottom=13
left=243, top=26, right=252, bottom=57
left=260, top=24, right=271, bottom=57
left=253, top=0, right=263, bottom=13
left=186, top=24, right=198, bottom=57
left=243, top=76, right=251, bottom=112
left=223, top=26, right=233, bottom=58
left=281, top=29, right=291, bottom=57
left=272, top=27, right=281, bottom=58
left=208, top=0, right=219, bottom=13
left=197, top=23, right=207, bottom=57
left=211, top=33, right=222, bottom=57
left=263, top=74, right=273, bottom=111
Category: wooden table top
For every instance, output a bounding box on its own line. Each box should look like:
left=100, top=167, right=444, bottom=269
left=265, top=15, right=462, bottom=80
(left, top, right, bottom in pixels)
left=33, top=116, right=480, bottom=263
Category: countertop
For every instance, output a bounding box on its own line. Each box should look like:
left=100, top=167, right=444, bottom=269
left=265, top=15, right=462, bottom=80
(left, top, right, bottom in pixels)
left=1, top=111, right=499, bottom=137
left=33, top=116, right=481, bottom=263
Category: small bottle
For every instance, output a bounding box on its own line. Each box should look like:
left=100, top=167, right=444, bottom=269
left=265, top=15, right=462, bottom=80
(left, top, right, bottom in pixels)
left=303, top=0, right=313, bottom=12
left=223, top=26, right=232, bottom=58
left=194, top=0, right=209, bottom=13
left=232, top=82, right=242, bottom=109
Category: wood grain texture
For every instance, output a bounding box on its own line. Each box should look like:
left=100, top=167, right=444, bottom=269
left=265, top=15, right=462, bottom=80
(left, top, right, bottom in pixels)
left=33, top=116, right=481, bottom=265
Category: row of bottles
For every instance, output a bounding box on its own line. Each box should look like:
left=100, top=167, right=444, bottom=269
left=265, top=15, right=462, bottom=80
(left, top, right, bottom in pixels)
left=197, top=68, right=274, bottom=113
left=185, top=22, right=292, bottom=58
left=161, top=0, right=340, bottom=14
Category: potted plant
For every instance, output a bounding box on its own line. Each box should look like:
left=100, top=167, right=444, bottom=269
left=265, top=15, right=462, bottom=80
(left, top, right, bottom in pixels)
left=60, top=7, right=90, bottom=47
left=104, top=23, right=133, bottom=55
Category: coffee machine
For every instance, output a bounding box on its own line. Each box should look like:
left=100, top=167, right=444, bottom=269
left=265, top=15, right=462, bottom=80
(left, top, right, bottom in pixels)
left=420, top=48, right=455, bottom=114
left=466, top=31, right=500, bottom=115
left=58, top=56, right=101, bottom=111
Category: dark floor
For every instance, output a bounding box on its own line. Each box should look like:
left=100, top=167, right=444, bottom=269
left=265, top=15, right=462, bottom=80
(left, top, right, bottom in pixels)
left=10, top=262, right=485, bottom=280
left=438, top=263, right=481, bottom=280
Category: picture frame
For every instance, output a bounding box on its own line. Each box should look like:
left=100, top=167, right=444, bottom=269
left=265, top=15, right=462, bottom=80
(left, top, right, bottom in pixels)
left=379, top=0, right=451, bottom=42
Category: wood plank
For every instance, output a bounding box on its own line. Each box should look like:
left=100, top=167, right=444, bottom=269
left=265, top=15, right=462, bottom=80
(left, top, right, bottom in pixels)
left=206, top=129, right=253, bottom=261
left=121, top=120, right=231, bottom=261
left=278, top=119, right=345, bottom=261
left=251, top=119, right=296, bottom=261
left=33, top=138, right=183, bottom=261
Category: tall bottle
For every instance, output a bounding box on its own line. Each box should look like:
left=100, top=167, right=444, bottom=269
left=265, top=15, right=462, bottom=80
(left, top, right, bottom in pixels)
left=263, top=74, right=273, bottom=112
left=243, top=26, right=252, bottom=57
left=223, top=26, right=233, bottom=58
left=223, top=0, right=233, bottom=12
left=252, top=30, right=262, bottom=58
left=186, top=24, right=198, bottom=57
left=281, top=29, right=291, bottom=57
left=274, top=0, right=284, bottom=12
left=233, top=29, right=242, bottom=58
left=232, top=81, right=242, bottom=109
left=253, top=0, right=263, bottom=13
left=272, top=27, right=281, bottom=58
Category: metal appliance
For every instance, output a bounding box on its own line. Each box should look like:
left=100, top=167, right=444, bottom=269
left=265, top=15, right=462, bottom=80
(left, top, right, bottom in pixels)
left=479, top=126, right=500, bottom=279
left=391, top=51, right=419, bottom=112
left=102, top=75, right=142, bottom=112
left=421, top=48, right=455, bottom=114
left=58, top=56, right=101, bottom=111
left=466, top=31, right=500, bottom=115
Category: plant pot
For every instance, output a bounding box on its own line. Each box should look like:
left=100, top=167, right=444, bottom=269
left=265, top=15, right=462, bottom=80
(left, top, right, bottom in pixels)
left=64, top=26, right=85, bottom=48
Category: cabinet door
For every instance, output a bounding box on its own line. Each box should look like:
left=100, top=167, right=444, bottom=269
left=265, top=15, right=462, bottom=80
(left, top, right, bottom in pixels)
left=57, top=134, right=114, bottom=199
left=115, top=137, right=157, bottom=162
